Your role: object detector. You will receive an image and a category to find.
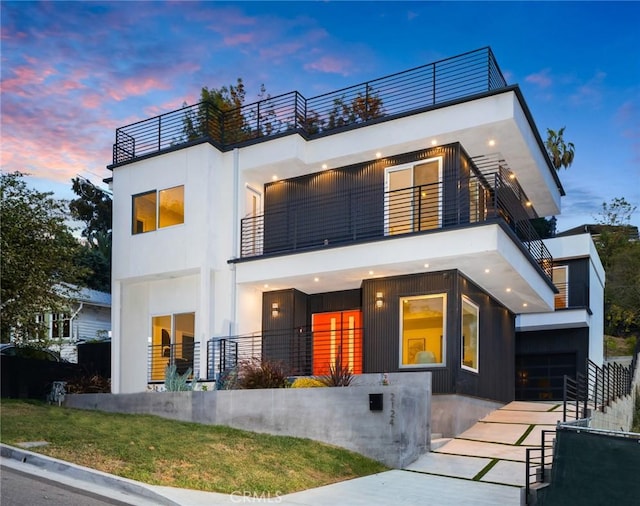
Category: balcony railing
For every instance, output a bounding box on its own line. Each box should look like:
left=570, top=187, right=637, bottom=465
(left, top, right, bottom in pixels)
left=111, top=47, right=507, bottom=165
left=207, top=326, right=364, bottom=380
left=147, top=342, right=200, bottom=382
left=240, top=168, right=553, bottom=280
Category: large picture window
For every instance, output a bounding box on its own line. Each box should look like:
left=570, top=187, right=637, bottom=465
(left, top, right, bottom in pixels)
left=461, top=296, right=479, bottom=372
left=150, top=312, right=195, bottom=381
left=133, top=185, right=184, bottom=234
left=400, top=294, right=446, bottom=367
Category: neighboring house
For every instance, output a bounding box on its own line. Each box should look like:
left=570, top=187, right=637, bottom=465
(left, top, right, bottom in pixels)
left=107, top=47, right=603, bottom=400
left=45, top=287, right=111, bottom=362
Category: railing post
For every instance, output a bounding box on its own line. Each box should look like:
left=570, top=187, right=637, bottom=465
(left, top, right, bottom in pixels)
left=294, top=92, right=299, bottom=130
left=365, top=83, right=370, bottom=119
left=256, top=102, right=261, bottom=138
left=432, top=62, right=437, bottom=105
left=563, top=375, right=568, bottom=422
left=158, top=115, right=161, bottom=150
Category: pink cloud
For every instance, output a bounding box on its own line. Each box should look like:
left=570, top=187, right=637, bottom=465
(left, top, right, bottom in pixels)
left=107, top=77, right=171, bottom=101
left=223, top=32, right=255, bottom=46
left=304, top=56, right=352, bottom=76
left=525, top=68, right=552, bottom=88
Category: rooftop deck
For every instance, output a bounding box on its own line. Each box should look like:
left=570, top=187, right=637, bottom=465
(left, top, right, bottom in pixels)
left=110, top=47, right=507, bottom=167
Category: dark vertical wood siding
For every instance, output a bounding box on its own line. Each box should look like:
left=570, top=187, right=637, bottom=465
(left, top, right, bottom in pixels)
left=261, top=289, right=309, bottom=373
left=263, top=144, right=463, bottom=254
left=361, top=271, right=458, bottom=394
left=457, top=275, right=516, bottom=402
left=563, top=258, right=590, bottom=308
left=308, top=289, right=362, bottom=316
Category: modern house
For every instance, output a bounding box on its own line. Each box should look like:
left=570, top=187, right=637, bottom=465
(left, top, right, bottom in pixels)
left=107, top=47, right=603, bottom=401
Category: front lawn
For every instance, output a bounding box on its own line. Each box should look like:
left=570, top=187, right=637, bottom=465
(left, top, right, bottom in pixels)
left=0, top=400, right=386, bottom=494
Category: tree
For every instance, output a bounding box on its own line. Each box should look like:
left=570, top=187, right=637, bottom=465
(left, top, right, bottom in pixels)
left=531, top=128, right=576, bottom=238
left=69, top=177, right=112, bottom=292
left=594, top=197, right=639, bottom=336
left=545, top=126, right=575, bottom=171
left=183, top=78, right=251, bottom=144
left=1, top=172, right=89, bottom=344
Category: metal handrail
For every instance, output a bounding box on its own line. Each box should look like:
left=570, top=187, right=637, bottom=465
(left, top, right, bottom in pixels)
left=239, top=169, right=552, bottom=281
left=147, top=342, right=200, bottom=383
left=525, top=428, right=556, bottom=504
left=111, top=48, right=507, bottom=164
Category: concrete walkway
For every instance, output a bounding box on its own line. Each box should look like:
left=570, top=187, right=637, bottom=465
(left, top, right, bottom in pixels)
left=1, top=401, right=561, bottom=505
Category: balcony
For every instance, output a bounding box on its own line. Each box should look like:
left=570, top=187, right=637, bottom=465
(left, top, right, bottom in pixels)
left=239, top=167, right=553, bottom=282
left=110, top=47, right=506, bottom=167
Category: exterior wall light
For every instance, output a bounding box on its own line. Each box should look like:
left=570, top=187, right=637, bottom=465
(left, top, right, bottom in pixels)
left=271, top=302, right=280, bottom=317
left=375, top=292, right=384, bottom=308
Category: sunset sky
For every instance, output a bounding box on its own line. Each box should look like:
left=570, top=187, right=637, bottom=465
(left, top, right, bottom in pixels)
left=2, top=1, right=639, bottom=231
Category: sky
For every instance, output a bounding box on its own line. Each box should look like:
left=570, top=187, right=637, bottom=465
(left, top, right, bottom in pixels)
left=1, top=1, right=639, bottom=232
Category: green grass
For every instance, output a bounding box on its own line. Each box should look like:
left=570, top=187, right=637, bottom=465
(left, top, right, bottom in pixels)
left=0, top=400, right=387, bottom=494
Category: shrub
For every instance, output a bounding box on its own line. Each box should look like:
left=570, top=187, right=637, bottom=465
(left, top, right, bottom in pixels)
left=291, top=377, right=327, bottom=388
left=319, top=356, right=354, bottom=387
left=238, top=358, right=289, bottom=389
left=66, top=375, right=111, bottom=394
left=164, top=364, right=193, bottom=391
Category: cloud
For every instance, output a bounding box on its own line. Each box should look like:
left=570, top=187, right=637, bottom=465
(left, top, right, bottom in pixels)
left=569, top=71, right=606, bottom=107
left=525, top=68, right=553, bottom=88
left=304, top=56, right=352, bottom=76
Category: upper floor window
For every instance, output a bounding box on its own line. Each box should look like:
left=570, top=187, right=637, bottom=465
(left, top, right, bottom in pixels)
left=132, top=186, right=184, bottom=234
left=553, top=265, right=568, bottom=309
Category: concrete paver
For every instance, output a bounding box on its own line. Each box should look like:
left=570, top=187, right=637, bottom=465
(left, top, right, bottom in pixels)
left=278, top=470, right=522, bottom=506
left=458, top=422, right=531, bottom=445
left=481, top=408, right=562, bottom=425
left=435, top=438, right=530, bottom=462
left=501, top=401, right=559, bottom=412
left=480, top=460, right=526, bottom=487
left=405, top=452, right=492, bottom=479
left=520, top=424, right=556, bottom=446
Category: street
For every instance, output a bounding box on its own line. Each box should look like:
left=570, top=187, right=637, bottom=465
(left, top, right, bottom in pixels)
left=0, top=465, right=133, bottom=506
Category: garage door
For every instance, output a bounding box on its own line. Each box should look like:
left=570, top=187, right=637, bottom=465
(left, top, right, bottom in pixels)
left=515, top=352, right=577, bottom=401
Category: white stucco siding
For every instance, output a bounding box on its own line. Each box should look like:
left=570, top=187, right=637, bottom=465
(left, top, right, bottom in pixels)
left=112, top=144, right=233, bottom=281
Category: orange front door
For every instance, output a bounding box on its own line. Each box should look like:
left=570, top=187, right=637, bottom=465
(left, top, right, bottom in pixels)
left=312, top=310, right=362, bottom=375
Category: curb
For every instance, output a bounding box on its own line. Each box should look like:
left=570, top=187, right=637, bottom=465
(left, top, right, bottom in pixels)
left=0, top=443, right=180, bottom=506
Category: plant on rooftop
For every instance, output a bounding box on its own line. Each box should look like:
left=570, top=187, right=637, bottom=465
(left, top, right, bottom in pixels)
left=238, top=358, right=289, bottom=389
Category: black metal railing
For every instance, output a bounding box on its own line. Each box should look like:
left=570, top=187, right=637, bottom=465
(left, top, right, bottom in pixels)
left=111, top=48, right=507, bottom=165
left=562, top=358, right=635, bottom=423
left=147, top=342, right=200, bottom=383
left=240, top=168, right=552, bottom=280
left=525, top=428, right=556, bottom=503
left=207, top=326, right=364, bottom=380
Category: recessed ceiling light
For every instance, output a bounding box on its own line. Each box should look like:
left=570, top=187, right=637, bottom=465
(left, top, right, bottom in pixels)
left=322, top=164, right=328, bottom=170
left=526, top=201, right=532, bottom=207
left=506, top=288, right=512, bottom=292
left=375, top=152, right=382, bottom=158
left=271, top=175, right=278, bottom=181
left=424, top=263, right=429, bottom=268
left=368, top=270, right=374, bottom=275
left=264, top=284, right=269, bottom=288
left=523, top=303, right=528, bottom=307
left=431, top=139, right=437, bottom=146
left=484, top=268, right=490, bottom=273
left=314, top=277, right=319, bottom=282
left=488, top=139, right=496, bottom=147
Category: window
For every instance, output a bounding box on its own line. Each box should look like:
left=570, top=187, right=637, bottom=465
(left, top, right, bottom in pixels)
left=553, top=266, right=568, bottom=309
left=400, top=294, right=446, bottom=367
left=150, top=312, right=195, bottom=381
left=51, top=313, right=70, bottom=339
left=461, top=296, right=479, bottom=372
left=385, top=158, right=443, bottom=236
left=132, top=185, right=184, bottom=234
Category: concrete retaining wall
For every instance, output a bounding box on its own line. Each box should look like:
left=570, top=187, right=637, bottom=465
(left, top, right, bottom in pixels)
left=65, top=372, right=430, bottom=468
left=431, top=394, right=504, bottom=438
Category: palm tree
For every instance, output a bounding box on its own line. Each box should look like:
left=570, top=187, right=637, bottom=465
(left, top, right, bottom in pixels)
left=546, top=127, right=575, bottom=170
